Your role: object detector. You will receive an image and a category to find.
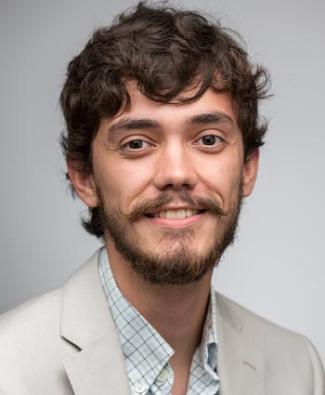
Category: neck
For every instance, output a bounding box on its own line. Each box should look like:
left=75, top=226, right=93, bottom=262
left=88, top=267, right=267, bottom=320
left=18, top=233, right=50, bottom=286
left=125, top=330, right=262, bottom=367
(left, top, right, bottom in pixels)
left=105, top=242, right=213, bottom=364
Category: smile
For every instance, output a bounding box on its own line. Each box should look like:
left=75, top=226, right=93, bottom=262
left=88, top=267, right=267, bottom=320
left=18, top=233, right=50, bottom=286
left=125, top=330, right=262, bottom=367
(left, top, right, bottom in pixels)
left=146, top=209, right=205, bottom=220
left=143, top=208, right=207, bottom=229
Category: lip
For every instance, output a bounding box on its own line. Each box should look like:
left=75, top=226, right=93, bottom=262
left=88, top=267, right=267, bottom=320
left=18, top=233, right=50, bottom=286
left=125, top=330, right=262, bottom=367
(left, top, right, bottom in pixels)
left=144, top=211, right=206, bottom=229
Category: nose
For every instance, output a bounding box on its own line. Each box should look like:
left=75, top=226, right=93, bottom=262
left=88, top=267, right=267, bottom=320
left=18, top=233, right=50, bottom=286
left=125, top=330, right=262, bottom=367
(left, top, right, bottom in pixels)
left=153, top=142, right=198, bottom=191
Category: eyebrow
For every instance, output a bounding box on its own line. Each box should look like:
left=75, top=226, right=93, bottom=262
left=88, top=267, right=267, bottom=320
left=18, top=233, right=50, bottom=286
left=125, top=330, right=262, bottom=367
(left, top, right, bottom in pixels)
left=107, top=111, right=234, bottom=137
left=188, top=112, right=234, bottom=126
left=108, top=118, right=160, bottom=135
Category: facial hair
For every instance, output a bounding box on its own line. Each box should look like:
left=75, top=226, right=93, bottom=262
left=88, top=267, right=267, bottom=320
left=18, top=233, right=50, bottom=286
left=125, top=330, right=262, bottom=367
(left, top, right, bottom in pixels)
left=97, top=190, right=242, bottom=285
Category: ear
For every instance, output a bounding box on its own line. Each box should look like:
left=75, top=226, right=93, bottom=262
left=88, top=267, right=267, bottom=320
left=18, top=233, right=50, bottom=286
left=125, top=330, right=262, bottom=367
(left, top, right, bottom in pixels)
left=242, top=149, right=259, bottom=197
left=67, top=162, right=98, bottom=208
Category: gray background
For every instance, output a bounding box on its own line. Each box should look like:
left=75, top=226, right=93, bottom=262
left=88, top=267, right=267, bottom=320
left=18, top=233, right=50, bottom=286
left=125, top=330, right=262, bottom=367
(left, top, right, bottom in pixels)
left=1, top=0, right=324, bottom=364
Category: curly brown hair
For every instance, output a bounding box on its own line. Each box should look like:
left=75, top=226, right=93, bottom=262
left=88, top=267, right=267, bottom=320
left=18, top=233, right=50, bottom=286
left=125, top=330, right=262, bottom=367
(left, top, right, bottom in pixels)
left=60, top=1, right=270, bottom=238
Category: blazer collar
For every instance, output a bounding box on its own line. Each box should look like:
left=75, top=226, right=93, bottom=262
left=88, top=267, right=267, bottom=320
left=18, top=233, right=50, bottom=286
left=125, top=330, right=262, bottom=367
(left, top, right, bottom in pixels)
left=60, top=249, right=130, bottom=395
left=215, top=293, right=265, bottom=395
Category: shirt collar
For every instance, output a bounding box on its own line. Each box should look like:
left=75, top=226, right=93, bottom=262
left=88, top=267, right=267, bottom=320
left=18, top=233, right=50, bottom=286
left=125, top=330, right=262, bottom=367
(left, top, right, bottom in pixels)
left=200, top=287, right=218, bottom=375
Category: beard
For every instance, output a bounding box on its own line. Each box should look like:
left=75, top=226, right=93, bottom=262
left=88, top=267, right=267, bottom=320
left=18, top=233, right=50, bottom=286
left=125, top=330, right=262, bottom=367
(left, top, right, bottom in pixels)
left=96, top=190, right=242, bottom=285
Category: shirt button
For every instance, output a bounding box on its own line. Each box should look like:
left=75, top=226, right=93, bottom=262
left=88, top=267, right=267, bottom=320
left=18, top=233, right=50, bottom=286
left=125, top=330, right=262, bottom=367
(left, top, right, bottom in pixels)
left=157, top=367, right=170, bottom=382
left=134, top=382, right=146, bottom=394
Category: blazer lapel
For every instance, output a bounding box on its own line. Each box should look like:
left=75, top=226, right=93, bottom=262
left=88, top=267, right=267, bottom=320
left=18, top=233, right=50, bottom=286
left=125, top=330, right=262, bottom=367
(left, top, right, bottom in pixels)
left=216, top=293, right=265, bottom=395
left=60, top=249, right=130, bottom=395
left=63, top=333, right=130, bottom=395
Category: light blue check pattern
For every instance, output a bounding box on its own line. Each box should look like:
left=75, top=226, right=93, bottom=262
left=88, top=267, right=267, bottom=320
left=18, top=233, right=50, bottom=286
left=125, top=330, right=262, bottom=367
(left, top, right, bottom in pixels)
left=99, top=248, right=220, bottom=395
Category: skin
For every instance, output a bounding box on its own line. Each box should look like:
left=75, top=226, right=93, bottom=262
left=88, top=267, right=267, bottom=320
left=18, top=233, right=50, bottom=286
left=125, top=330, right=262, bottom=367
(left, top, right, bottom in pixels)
left=69, top=82, right=259, bottom=395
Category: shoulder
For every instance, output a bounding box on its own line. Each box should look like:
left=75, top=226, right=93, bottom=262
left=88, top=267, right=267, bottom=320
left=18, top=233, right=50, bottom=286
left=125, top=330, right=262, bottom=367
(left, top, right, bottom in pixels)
left=216, top=292, right=299, bottom=336
left=0, top=288, right=75, bottom=360
left=0, top=250, right=105, bottom=394
left=0, top=287, right=61, bottom=329
left=215, top=292, right=325, bottom=393
left=0, top=288, right=76, bottom=393
left=215, top=291, right=311, bottom=348
left=0, top=291, right=62, bottom=364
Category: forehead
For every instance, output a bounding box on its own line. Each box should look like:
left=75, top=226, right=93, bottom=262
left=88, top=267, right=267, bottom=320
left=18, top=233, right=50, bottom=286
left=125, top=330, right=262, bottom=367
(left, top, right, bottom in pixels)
left=120, top=82, right=238, bottom=124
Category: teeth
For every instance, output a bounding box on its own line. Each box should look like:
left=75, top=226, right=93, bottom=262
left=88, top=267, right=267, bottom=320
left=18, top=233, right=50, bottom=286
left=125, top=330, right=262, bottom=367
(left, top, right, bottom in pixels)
left=156, top=209, right=199, bottom=219
left=167, top=210, right=177, bottom=219
left=176, top=209, right=185, bottom=219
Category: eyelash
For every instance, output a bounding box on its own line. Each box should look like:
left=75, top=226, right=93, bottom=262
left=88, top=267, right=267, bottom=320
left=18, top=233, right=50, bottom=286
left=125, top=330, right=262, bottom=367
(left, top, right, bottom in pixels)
left=119, top=138, right=154, bottom=155
left=195, top=134, right=224, bottom=146
left=123, top=139, right=151, bottom=150
left=119, top=133, right=225, bottom=154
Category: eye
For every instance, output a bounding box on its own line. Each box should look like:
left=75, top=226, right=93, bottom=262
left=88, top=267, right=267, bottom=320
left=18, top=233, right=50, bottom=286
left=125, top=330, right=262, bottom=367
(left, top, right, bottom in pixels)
left=126, top=139, right=146, bottom=149
left=123, top=139, right=151, bottom=150
left=201, top=135, right=219, bottom=145
left=196, top=134, right=224, bottom=146
left=119, top=138, right=155, bottom=157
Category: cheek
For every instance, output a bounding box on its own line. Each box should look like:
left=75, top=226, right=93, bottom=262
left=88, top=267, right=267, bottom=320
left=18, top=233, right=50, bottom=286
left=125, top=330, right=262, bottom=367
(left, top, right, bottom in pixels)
left=197, top=155, right=243, bottom=198
left=96, top=159, right=155, bottom=208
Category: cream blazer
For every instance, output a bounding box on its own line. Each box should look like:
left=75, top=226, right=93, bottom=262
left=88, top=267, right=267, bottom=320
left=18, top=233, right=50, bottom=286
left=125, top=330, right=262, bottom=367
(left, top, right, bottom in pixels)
left=0, top=250, right=324, bottom=395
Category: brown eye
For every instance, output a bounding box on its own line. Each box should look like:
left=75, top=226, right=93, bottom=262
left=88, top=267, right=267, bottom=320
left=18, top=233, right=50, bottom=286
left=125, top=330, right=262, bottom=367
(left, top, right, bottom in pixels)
left=120, top=138, right=153, bottom=155
left=128, top=139, right=145, bottom=149
left=201, top=135, right=222, bottom=145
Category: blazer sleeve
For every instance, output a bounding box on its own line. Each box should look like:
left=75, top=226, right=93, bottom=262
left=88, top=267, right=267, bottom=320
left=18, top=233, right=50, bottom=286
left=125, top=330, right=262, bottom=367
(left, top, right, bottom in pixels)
left=306, top=338, right=325, bottom=395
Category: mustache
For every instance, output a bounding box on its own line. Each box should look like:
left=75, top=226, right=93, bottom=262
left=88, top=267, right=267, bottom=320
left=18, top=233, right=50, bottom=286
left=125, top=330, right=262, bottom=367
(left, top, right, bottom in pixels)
left=127, top=191, right=227, bottom=222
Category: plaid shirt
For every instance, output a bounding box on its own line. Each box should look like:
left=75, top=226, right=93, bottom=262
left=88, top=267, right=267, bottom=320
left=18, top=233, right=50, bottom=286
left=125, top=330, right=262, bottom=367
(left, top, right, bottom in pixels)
left=99, top=248, right=220, bottom=395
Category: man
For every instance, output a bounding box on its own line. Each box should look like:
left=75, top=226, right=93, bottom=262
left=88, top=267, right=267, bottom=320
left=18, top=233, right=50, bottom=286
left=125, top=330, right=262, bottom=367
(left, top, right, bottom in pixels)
left=0, top=2, right=324, bottom=394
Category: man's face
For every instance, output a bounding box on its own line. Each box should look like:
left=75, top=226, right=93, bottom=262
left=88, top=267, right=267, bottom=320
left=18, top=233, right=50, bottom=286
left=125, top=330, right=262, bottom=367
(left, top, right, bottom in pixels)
left=72, top=84, right=259, bottom=284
